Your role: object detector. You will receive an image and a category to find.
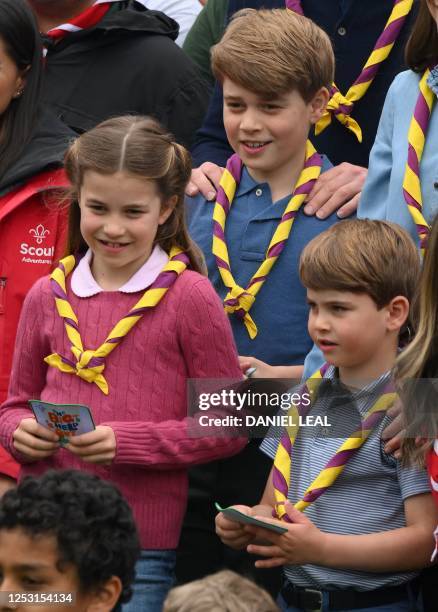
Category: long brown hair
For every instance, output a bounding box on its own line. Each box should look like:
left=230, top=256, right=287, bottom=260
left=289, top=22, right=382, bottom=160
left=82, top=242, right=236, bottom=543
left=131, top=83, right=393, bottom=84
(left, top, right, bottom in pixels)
left=63, top=115, right=206, bottom=274
left=405, top=0, right=438, bottom=72
left=0, top=0, right=42, bottom=179
left=396, top=215, right=438, bottom=465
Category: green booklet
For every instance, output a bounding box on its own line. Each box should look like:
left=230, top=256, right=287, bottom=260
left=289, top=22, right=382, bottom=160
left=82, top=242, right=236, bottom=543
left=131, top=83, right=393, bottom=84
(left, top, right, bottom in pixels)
left=215, top=502, right=288, bottom=534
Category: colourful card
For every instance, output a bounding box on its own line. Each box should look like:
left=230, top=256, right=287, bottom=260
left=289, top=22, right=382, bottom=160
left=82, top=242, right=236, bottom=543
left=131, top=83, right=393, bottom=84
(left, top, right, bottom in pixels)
left=215, top=502, right=288, bottom=534
left=29, top=399, right=95, bottom=445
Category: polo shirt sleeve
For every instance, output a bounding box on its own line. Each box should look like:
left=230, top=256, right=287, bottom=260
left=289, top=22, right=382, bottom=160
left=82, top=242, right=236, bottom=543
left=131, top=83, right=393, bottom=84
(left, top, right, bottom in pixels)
left=260, top=433, right=280, bottom=461
left=382, top=442, right=431, bottom=500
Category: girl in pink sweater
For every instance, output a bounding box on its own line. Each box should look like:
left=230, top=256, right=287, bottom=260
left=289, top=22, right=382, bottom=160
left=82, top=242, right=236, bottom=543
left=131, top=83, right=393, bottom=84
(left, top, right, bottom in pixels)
left=0, top=116, right=245, bottom=611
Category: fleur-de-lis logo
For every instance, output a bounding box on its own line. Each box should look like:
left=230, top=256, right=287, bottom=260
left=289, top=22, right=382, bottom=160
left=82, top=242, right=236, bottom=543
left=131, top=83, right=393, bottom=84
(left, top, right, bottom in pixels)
left=29, top=224, right=50, bottom=244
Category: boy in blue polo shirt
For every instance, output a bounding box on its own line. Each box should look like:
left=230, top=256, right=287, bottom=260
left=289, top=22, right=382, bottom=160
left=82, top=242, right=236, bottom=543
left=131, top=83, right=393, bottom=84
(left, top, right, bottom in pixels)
left=216, top=220, right=437, bottom=611
left=179, top=7, right=342, bottom=589
left=186, top=7, right=337, bottom=369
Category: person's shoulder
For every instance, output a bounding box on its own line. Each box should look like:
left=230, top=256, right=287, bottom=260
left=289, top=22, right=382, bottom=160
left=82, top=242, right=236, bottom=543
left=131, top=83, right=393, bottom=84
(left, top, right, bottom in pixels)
left=174, top=269, right=212, bottom=293
left=388, top=69, right=421, bottom=96
left=22, top=275, right=53, bottom=309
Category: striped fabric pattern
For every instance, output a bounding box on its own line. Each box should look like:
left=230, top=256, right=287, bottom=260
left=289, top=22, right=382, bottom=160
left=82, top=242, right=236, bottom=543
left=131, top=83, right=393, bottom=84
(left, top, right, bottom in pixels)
left=44, top=247, right=189, bottom=394
left=212, top=140, right=322, bottom=339
left=45, top=0, right=116, bottom=41
left=402, top=69, right=436, bottom=257
left=285, top=0, right=414, bottom=141
left=261, top=367, right=431, bottom=590
left=45, top=1, right=150, bottom=41
left=272, top=365, right=396, bottom=520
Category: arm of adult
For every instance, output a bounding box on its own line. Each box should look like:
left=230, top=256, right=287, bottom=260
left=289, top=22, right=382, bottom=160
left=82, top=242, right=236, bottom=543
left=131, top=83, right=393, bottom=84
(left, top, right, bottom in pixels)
left=103, top=277, right=247, bottom=469
left=357, top=76, right=397, bottom=220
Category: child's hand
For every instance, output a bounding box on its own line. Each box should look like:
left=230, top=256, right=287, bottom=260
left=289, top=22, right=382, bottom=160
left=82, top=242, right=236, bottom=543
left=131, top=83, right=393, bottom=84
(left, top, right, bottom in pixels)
left=215, top=505, right=256, bottom=550
left=65, top=425, right=116, bottom=465
left=246, top=502, right=326, bottom=567
left=239, top=356, right=277, bottom=378
left=13, top=417, right=60, bottom=461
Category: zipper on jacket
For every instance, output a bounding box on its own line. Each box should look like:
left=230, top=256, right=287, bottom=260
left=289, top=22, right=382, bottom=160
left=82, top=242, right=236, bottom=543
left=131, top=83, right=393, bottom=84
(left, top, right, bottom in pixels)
left=0, top=278, right=6, bottom=314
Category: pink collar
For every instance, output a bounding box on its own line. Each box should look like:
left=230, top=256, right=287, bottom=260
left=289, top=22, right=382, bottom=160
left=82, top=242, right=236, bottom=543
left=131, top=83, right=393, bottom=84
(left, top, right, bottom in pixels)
left=71, top=245, right=169, bottom=297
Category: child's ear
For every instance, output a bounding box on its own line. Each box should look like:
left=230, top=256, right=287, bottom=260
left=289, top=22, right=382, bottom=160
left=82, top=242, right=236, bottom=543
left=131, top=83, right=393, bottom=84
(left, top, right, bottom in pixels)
left=308, top=87, right=330, bottom=124
left=86, top=576, right=122, bottom=612
left=159, top=195, right=178, bottom=225
left=385, top=296, right=410, bottom=332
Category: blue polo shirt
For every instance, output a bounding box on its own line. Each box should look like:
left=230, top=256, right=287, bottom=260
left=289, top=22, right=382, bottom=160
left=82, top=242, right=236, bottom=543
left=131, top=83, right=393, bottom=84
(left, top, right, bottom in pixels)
left=186, top=156, right=339, bottom=365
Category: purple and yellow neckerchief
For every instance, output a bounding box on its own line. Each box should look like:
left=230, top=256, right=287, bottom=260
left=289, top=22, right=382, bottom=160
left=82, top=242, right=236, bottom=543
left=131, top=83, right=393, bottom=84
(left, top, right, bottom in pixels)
left=212, top=140, right=322, bottom=339
left=402, top=69, right=436, bottom=257
left=285, top=0, right=414, bottom=141
left=44, top=247, right=189, bottom=395
left=272, top=364, right=396, bottom=520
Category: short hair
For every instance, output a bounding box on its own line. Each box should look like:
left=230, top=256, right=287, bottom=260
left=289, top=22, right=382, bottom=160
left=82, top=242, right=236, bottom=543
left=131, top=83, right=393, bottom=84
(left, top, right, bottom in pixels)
left=299, top=219, right=420, bottom=308
left=211, top=8, right=334, bottom=101
left=0, top=470, right=140, bottom=607
left=163, top=570, right=279, bottom=612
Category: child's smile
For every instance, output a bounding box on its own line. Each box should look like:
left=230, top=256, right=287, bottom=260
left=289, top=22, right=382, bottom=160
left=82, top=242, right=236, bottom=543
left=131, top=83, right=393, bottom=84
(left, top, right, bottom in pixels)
left=222, top=77, right=326, bottom=197
left=79, top=170, right=173, bottom=290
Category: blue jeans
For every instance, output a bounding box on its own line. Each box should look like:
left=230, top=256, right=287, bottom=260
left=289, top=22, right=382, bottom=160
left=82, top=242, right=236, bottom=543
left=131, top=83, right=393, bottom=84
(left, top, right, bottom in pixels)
left=277, top=590, right=422, bottom=612
left=122, top=550, right=176, bottom=612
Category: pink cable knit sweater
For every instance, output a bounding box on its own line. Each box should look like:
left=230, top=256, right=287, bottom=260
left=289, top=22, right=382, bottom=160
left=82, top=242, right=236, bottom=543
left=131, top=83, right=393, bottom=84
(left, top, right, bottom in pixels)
left=0, top=270, right=245, bottom=549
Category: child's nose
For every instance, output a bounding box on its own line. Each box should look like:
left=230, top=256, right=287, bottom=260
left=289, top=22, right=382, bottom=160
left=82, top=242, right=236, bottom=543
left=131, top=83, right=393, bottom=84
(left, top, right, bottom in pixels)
left=313, top=311, right=330, bottom=331
left=240, top=109, right=262, bottom=132
left=103, top=221, right=125, bottom=237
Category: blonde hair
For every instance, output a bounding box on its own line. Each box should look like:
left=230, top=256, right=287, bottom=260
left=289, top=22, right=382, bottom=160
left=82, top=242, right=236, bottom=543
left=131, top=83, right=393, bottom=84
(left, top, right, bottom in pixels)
left=63, top=115, right=206, bottom=274
left=163, top=570, right=279, bottom=612
left=299, top=220, right=419, bottom=312
left=211, top=8, right=334, bottom=101
left=397, top=215, right=438, bottom=465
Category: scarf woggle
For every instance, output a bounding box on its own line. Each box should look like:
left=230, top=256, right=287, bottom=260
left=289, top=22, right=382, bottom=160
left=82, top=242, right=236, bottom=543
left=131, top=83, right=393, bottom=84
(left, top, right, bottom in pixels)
left=45, top=247, right=189, bottom=395
left=402, top=69, right=435, bottom=256
left=213, top=140, right=322, bottom=338
left=272, top=365, right=396, bottom=520
left=285, top=0, right=414, bottom=141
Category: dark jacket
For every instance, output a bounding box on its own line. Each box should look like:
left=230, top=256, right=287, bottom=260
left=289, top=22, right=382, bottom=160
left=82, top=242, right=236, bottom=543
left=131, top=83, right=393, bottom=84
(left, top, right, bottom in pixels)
left=41, top=0, right=209, bottom=148
left=191, top=0, right=419, bottom=168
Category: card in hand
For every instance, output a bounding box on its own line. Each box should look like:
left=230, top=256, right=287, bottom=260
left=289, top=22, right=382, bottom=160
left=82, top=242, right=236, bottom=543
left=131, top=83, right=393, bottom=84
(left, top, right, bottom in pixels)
left=29, top=399, right=95, bottom=445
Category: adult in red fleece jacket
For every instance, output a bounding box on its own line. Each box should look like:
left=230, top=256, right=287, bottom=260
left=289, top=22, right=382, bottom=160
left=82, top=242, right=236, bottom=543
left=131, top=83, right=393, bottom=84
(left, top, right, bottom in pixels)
left=0, top=0, right=73, bottom=484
